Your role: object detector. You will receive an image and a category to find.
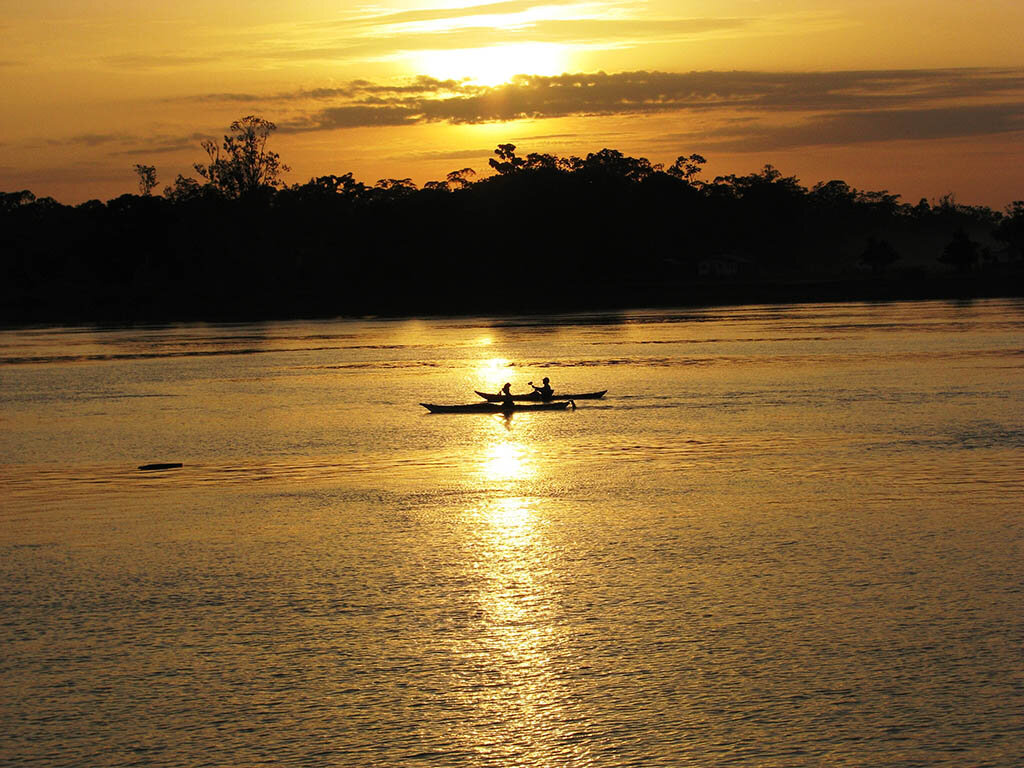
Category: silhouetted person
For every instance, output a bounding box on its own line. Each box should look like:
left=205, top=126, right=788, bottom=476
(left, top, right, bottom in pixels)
left=529, top=377, right=554, bottom=400
left=499, top=382, right=515, bottom=410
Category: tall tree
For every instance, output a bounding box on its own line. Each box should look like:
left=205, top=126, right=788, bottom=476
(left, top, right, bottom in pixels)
left=133, top=164, right=158, bottom=196
left=195, top=115, right=290, bottom=197
left=446, top=167, right=477, bottom=189
left=667, top=153, right=707, bottom=184
left=489, top=144, right=525, bottom=175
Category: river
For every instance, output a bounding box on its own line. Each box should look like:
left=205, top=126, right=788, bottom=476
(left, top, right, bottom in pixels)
left=1, top=299, right=1022, bottom=767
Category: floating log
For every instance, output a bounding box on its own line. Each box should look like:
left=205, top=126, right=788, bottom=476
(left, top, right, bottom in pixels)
left=138, top=462, right=183, bottom=471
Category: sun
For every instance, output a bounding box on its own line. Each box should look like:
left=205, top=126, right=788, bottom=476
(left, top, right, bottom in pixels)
left=416, top=43, right=568, bottom=86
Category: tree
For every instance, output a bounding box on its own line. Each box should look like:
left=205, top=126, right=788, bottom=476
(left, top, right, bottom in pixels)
left=0, top=190, right=36, bottom=212
left=194, top=115, right=290, bottom=197
left=133, top=164, right=158, bottom=196
left=371, top=178, right=417, bottom=201
left=579, top=149, right=655, bottom=183
left=162, top=174, right=204, bottom=203
left=994, top=201, right=1024, bottom=261
left=291, top=173, right=365, bottom=200
left=524, top=153, right=560, bottom=172
left=489, top=144, right=525, bottom=175
left=860, top=236, right=899, bottom=274
left=811, top=180, right=856, bottom=206
left=667, top=153, right=707, bottom=185
left=940, top=229, right=979, bottom=272
left=445, top=167, right=476, bottom=189
left=374, top=178, right=417, bottom=193
left=854, top=189, right=902, bottom=213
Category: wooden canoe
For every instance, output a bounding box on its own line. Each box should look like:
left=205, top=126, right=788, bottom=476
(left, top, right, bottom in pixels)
left=421, top=400, right=573, bottom=414
left=474, top=389, right=606, bottom=402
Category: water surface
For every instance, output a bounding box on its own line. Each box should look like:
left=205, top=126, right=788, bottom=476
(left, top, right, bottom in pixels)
left=2, top=300, right=1022, bottom=766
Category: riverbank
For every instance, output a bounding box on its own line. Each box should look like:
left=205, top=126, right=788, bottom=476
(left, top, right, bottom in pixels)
left=4, top=266, right=1020, bottom=328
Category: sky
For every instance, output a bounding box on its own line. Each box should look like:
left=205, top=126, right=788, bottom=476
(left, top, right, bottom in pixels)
left=2, top=0, right=1023, bottom=207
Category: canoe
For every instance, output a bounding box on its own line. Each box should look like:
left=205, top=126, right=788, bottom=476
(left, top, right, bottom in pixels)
left=475, top=389, right=606, bottom=402
left=421, top=400, right=573, bottom=414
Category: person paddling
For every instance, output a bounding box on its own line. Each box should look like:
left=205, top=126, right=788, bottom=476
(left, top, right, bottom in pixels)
left=499, top=382, right=515, bottom=411
left=529, top=377, right=554, bottom=401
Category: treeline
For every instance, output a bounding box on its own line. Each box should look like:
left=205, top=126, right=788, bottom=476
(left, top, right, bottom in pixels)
left=2, top=116, right=1022, bottom=323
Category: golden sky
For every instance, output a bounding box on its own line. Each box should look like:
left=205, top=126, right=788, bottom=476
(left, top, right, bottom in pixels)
left=2, top=0, right=1023, bottom=206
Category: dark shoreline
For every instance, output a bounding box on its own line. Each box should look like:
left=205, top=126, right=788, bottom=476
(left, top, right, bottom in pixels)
left=3, top=270, right=1020, bottom=329
left=5, top=146, right=1022, bottom=328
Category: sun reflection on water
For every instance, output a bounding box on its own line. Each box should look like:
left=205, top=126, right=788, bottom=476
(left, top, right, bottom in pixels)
left=481, top=441, right=535, bottom=483
left=456, top=493, right=578, bottom=761
left=474, top=356, right=513, bottom=392
left=481, top=496, right=536, bottom=548
left=447, top=410, right=580, bottom=759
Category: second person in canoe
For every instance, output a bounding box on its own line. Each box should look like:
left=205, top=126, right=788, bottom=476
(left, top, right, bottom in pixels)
left=529, top=377, right=554, bottom=400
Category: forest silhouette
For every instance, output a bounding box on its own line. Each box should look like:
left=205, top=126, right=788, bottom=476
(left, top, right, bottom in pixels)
left=2, top=116, right=1022, bottom=323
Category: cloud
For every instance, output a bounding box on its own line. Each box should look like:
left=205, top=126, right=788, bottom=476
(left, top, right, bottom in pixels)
left=272, top=69, right=1024, bottom=145
left=100, top=53, right=224, bottom=69
left=702, top=103, right=1024, bottom=152
left=254, top=16, right=750, bottom=64
left=37, top=130, right=212, bottom=157
left=302, top=105, right=424, bottom=129
left=399, top=147, right=496, bottom=161
left=107, top=134, right=210, bottom=157
left=337, top=0, right=592, bottom=28
left=27, top=68, right=1024, bottom=162
left=459, top=16, right=751, bottom=44
left=301, top=77, right=468, bottom=99
left=186, top=92, right=265, bottom=103
left=45, top=133, right=133, bottom=148
left=352, top=16, right=751, bottom=51
left=98, top=5, right=754, bottom=71
left=314, top=1, right=755, bottom=50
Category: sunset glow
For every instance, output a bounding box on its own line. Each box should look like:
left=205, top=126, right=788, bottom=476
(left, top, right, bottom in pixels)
left=2, top=1, right=1022, bottom=205
left=416, top=43, right=571, bottom=85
